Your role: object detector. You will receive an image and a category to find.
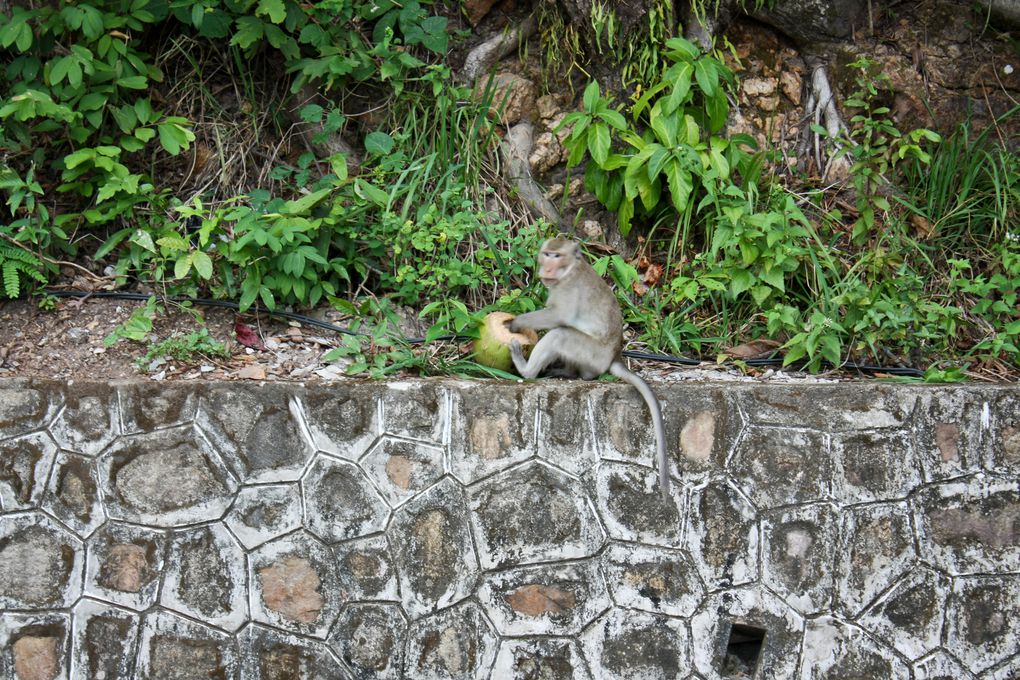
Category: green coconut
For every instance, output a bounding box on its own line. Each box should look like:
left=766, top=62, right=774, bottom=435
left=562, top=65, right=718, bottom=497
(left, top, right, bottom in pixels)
left=473, top=312, right=538, bottom=372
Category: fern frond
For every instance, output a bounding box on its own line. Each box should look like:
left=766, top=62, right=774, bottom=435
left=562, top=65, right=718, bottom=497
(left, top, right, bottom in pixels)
left=2, top=260, right=20, bottom=298
left=0, top=241, right=46, bottom=298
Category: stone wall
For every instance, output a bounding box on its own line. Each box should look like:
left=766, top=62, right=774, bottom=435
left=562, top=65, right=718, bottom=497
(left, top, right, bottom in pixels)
left=0, top=378, right=1018, bottom=679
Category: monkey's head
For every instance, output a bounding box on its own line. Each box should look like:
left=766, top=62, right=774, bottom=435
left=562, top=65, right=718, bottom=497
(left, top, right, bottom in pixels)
left=538, top=237, right=581, bottom=287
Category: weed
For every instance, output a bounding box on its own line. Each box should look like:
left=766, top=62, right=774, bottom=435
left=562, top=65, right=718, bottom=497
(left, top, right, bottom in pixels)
left=136, top=327, right=229, bottom=370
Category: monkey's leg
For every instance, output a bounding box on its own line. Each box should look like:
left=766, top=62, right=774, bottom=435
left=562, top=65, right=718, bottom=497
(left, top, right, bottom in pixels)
left=511, top=331, right=566, bottom=379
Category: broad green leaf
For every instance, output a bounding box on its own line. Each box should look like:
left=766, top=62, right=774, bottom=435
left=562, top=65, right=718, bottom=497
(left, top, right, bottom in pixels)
left=191, top=3, right=204, bottom=28
left=588, top=123, right=611, bottom=166
left=646, top=145, right=669, bottom=180
left=751, top=285, right=772, bottom=305
left=624, top=145, right=659, bottom=198
left=760, top=267, right=785, bottom=291
left=94, top=228, right=134, bottom=259
left=820, top=335, right=842, bottom=367
left=131, top=229, right=156, bottom=253
left=64, top=149, right=94, bottom=169
left=664, top=37, right=699, bottom=60
left=364, top=131, right=394, bottom=155
left=354, top=178, right=389, bottom=206
left=280, top=187, right=332, bottom=215
left=232, top=16, right=264, bottom=48
left=730, top=269, right=754, bottom=297
left=133, top=98, right=154, bottom=124
left=694, top=58, right=718, bottom=98
left=81, top=6, right=105, bottom=40
left=192, top=251, right=213, bottom=279
left=617, top=197, right=634, bottom=236
left=158, top=123, right=183, bottom=154
left=682, top=115, right=700, bottom=146
left=118, top=76, right=148, bottom=89
left=664, top=63, right=693, bottom=114
left=582, top=81, right=600, bottom=113
left=706, top=92, right=729, bottom=133
left=50, top=57, right=72, bottom=86
left=664, top=159, right=692, bottom=213
left=649, top=106, right=678, bottom=147
left=257, top=0, right=286, bottom=23
left=708, top=147, right=730, bottom=179
left=599, top=108, right=627, bottom=130
left=174, top=254, right=192, bottom=279
left=330, top=155, right=348, bottom=182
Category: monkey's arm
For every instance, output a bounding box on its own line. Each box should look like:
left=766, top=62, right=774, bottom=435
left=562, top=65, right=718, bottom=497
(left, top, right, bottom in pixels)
left=508, top=308, right=566, bottom=333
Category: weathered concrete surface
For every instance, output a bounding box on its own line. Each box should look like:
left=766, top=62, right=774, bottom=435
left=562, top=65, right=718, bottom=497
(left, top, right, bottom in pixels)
left=0, top=378, right=1018, bottom=678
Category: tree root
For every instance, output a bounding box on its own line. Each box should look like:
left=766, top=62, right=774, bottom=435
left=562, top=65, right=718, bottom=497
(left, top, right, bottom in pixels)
left=462, top=16, right=537, bottom=84
left=500, top=122, right=564, bottom=227
left=799, top=56, right=851, bottom=180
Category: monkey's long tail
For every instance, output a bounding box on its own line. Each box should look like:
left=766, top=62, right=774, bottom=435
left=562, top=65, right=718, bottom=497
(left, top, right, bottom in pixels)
left=609, top=361, right=669, bottom=501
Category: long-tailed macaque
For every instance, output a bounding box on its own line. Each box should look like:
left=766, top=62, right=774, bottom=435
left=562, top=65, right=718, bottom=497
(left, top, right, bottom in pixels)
left=508, top=237, right=670, bottom=499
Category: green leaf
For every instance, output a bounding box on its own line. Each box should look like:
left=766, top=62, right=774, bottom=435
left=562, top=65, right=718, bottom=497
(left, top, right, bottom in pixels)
left=64, top=149, right=95, bottom=170
left=192, top=251, right=213, bottom=279
left=751, top=285, right=772, bottom=305
left=354, top=178, right=389, bottom=207
left=582, top=81, right=600, bottom=113
left=706, top=92, right=729, bottom=133
left=81, top=6, right=105, bottom=40
left=280, top=187, right=332, bottom=215
left=174, top=254, right=192, bottom=279
left=759, top=267, right=785, bottom=291
left=191, top=3, right=204, bottom=28
left=257, top=0, right=287, bottom=23
left=95, top=227, right=134, bottom=259
left=729, top=269, right=754, bottom=297
left=232, top=16, right=265, bottom=48
left=50, top=57, right=72, bottom=86
left=664, top=63, right=693, bottom=114
left=617, top=197, right=634, bottom=236
left=664, top=37, right=699, bottom=60
left=118, top=76, right=148, bottom=89
left=694, top=58, right=718, bottom=98
left=664, top=159, right=692, bottom=213
left=649, top=106, right=678, bottom=147
left=588, top=123, right=611, bottom=166
left=820, top=334, right=842, bottom=366
left=197, top=9, right=232, bottom=38
left=599, top=108, right=627, bottom=130
left=365, top=131, right=394, bottom=155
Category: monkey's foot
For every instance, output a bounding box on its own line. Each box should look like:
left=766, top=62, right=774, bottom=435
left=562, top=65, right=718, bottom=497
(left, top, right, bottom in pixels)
left=510, top=339, right=524, bottom=361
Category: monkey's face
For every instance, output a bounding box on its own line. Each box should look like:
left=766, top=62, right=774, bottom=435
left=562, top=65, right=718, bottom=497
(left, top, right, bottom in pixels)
left=539, top=249, right=565, bottom=286
left=538, top=239, right=578, bottom=287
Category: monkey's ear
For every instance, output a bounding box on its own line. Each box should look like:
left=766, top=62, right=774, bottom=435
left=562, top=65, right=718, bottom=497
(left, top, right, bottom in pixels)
left=572, top=241, right=582, bottom=259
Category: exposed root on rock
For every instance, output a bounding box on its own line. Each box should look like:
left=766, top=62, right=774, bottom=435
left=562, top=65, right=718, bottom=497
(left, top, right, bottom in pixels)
left=462, top=17, right=537, bottom=84
left=799, top=56, right=852, bottom=180
left=500, top=122, right=563, bottom=227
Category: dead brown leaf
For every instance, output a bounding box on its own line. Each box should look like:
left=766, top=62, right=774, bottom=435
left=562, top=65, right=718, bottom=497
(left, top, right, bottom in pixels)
left=724, top=339, right=781, bottom=360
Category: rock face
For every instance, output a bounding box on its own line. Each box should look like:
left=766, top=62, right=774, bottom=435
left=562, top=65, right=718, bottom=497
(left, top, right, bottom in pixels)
left=0, top=378, right=1018, bottom=678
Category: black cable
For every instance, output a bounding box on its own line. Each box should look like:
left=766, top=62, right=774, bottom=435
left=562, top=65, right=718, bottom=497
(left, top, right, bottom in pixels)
left=42, top=289, right=926, bottom=377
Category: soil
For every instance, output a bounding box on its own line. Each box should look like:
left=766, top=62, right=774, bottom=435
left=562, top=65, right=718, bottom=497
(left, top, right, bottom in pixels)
left=0, top=295, right=358, bottom=383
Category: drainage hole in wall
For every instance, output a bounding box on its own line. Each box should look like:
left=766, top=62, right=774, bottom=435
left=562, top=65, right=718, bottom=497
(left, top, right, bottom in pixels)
left=721, top=623, right=766, bottom=678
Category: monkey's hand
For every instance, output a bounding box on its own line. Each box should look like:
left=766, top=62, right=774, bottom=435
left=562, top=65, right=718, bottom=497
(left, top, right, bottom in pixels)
left=506, top=317, right=522, bottom=334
